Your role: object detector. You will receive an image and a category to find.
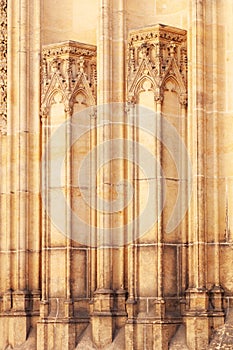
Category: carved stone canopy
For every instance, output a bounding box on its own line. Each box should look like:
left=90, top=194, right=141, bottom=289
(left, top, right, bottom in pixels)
left=127, top=24, right=187, bottom=105
left=41, top=40, right=97, bottom=116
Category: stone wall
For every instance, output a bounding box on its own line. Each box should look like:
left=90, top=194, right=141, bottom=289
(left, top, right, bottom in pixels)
left=0, top=1, right=233, bottom=349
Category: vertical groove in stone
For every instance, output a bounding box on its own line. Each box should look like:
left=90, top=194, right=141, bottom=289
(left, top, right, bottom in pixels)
left=96, top=0, right=113, bottom=290
left=17, top=0, right=28, bottom=292
left=66, top=110, right=72, bottom=301
left=127, top=104, right=136, bottom=300
left=212, top=0, right=220, bottom=286
left=90, top=108, right=97, bottom=297
left=189, top=0, right=206, bottom=289
left=156, top=99, right=163, bottom=299
left=112, top=0, right=126, bottom=292
left=41, top=115, right=48, bottom=301
left=28, top=0, right=41, bottom=294
left=181, top=101, right=188, bottom=293
left=41, top=114, right=48, bottom=302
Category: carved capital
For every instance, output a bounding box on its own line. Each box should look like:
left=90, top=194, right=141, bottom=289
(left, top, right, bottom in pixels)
left=64, top=102, right=74, bottom=116
left=155, top=88, right=164, bottom=103
left=168, top=41, right=177, bottom=58
left=180, top=93, right=188, bottom=106
left=127, top=24, right=187, bottom=105
left=41, top=41, right=97, bottom=114
left=89, top=106, right=97, bottom=120
left=40, top=105, right=49, bottom=120
left=127, top=93, right=136, bottom=106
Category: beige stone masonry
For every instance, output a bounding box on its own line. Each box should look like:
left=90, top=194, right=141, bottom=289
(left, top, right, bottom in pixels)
left=1, top=1, right=233, bottom=349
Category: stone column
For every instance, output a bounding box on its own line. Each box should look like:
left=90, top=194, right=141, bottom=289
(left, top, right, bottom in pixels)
left=92, top=0, right=114, bottom=347
left=28, top=0, right=41, bottom=317
left=0, top=0, right=11, bottom=313
left=185, top=1, right=209, bottom=348
left=65, top=107, right=72, bottom=311
left=180, top=95, right=188, bottom=312
left=125, top=24, right=187, bottom=350
left=112, top=0, right=127, bottom=328
left=155, top=93, right=166, bottom=317
left=37, top=41, right=96, bottom=350
left=89, top=106, right=97, bottom=299
left=208, top=0, right=225, bottom=330
left=125, top=101, right=138, bottom=350
left=0, top=0, right=41, bottom=347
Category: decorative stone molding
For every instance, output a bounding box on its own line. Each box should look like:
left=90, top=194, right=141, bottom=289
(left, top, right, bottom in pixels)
left=0, top=0, right=7, bottom=134
left=127, top=24, right=187, bottom=104
left=41, top=40, right=97, bottom=116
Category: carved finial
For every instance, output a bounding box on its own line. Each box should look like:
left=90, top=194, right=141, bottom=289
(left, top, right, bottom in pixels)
left=155, top=87, right=163, bottom=103
left=65, top=102, right=73, bottom=116
left=139, top=43, right=149, bottom=61
left=51, top=59, right=60, bottom=73
left=79, top=56, right=85, bottom=74
left=168, top=42, right=176, bottom=58
left=129, top=45, right=135, bottom=74
left=180, top=93, right=188, bottom=106
left=89, top=106, right=97, bottom=120
left=42, top=58, right=48, bottom=86
left=40, top=105, right=49, bottom=119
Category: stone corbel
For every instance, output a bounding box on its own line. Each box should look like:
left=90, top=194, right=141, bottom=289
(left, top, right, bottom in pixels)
left=127, top=24, right=187, bottom=105
left=180, top=93, right=188, bottom=107
left=167, top=41, right=177, bottom=58
left=64, top=101, right=74, bottom=117
left=41, top=41, right=97, bottom=114
left=89, top=105, right=97, bottom=120
left=155, top=86, right=164, bottom=104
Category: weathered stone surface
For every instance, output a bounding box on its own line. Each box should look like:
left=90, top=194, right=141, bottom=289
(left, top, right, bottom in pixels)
left=208, top=310, right=233, bottom=350
left=169, top=325, right=189, bottom=350
left=1, top=1, right=233, bottom=349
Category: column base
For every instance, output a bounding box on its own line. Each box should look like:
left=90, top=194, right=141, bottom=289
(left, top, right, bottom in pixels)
left=37, top=299, right=80, bottom=350
left=37, top=321, right=76, bottom=350
left=208, top=285, right=225, bottom=333
left=31, top=290, right=41, bottom=314
left=115, top=288, right=127, bottom=328
left=184, top=288, right=209, bottom=350
left=185, top=287, right=208, bottom=311
left=91, top=288, right=114, bottom=348
left=12, top=290, right=30, bottom=312
left=125, top=297, right=177, bottom=350
left=2, top=290, right=12, bottom=311
left=185, top=315, right=209, bottom=350
left=0, top=290, right=30, bottom=348
left=137, top=297, right=166, bottom=319
left=0, top=313, right=30, bottom=348
left=39, top=298, right=74, bottom=319
left=125, top=320, right=177, bottom=350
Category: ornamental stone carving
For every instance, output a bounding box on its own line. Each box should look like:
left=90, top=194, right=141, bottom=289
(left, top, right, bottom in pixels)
left=41, top=40, right=97, bottom=116
left=0, top=0, right=7, bottom=134
left=127, top=24, right=187, bottom=104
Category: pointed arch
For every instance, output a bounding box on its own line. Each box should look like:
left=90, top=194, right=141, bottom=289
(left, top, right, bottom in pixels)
left=41, top=73, right=69, bottom=111
left=128, top=58, right=159, bottom=98
left=160, top=58, right=186, bottom=99
left=72, top=72, right=96, bottom=107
